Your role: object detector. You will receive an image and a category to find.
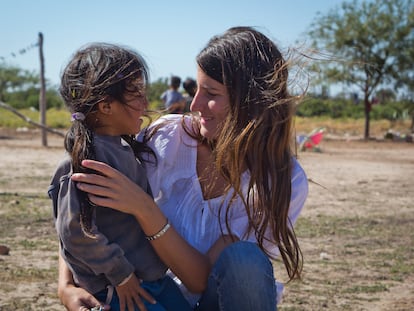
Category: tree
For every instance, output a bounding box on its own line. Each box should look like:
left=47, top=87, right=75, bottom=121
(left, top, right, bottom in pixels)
left=0, top=63, right=63, bottom=109
left=147, top=77, right=168, bottom=110
left=394, top=4, right=414, bottom=132
left=0, top=64, right=38, bottom=102
left=308, top=0, right=414, bottom=138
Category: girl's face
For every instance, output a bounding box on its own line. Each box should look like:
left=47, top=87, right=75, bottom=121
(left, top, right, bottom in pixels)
left=190, top=66, right=230, bottom=140
left=109, top=91, right=148, bottom=136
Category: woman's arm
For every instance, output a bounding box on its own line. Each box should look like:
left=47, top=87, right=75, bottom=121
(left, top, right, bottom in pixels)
left=206, top=235, right=239, bottom=265
left=58, top=250, right=108, bottom=311
left=71, top=159, right=211, bottom=293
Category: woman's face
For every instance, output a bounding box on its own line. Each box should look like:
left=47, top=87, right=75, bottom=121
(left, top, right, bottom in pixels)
left=190, top=66, right=230, bottom=140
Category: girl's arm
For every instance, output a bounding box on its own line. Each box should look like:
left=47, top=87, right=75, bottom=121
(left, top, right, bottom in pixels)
left=58, top=250, right=108, bottom=311
left=71, top=159, right=211, bottom=293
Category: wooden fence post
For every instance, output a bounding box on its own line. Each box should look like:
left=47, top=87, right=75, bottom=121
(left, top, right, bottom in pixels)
left=38, top=32, right=47, bottom=146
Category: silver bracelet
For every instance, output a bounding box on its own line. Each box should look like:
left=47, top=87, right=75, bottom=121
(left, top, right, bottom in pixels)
left=146, top=219, right=171, bottom=241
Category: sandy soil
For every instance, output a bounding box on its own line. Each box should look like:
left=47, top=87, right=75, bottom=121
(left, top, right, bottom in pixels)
left=0, top=128, right=413, bottom=310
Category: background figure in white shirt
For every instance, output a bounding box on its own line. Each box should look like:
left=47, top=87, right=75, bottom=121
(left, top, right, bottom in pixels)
left=62, top=26, right=309, bottom=311
left=160, top=75, right=185, bottom=114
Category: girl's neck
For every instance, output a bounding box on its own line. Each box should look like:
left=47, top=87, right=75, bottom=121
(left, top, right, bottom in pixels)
left=94, top=124, right=123, bottom=136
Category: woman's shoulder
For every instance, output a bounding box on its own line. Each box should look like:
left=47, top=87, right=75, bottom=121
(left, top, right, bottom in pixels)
left=149, top=114, right=185, bottom=132
left=141, top=115, right=197, bottom=191
left=141, top=114, right=194, bottom=147
left=288, top=157, right=308, bottom=224
left=138, top=114, right=196, bottom=165
left=291, top=156, right=307, bottom=185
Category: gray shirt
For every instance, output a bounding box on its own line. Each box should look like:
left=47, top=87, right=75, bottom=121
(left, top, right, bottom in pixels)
left=48, top=134, right=166, bottom=294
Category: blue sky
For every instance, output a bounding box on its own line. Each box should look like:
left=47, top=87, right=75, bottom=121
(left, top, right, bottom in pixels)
left=1, top=0, right=346, bottom=87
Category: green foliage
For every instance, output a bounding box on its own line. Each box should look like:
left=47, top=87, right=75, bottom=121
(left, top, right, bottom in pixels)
left=371, top=101, right=408, bottom=121
left=297, top=97, right=330, bottom=117
left=45, top=89, right=65, bottom=109
left=307, top=0, right=414, bottom=137
left=297, top=96, right=408, bottom=120
left=3, top=87, right=63, bottom=109
left=0, top=63, right=64, bottom=110
left=147, top=77, right=168, bottom=110
left=0, top=63, right=38, bottom=101
left=46, top=107, right=71, bottom=128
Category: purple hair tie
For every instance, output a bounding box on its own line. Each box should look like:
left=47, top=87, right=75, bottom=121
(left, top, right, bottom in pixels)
left=71, top=112, right=86, bottom=122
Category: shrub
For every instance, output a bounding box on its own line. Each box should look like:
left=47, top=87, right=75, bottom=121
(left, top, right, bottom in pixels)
left=297, top=97, right=330, bottom=117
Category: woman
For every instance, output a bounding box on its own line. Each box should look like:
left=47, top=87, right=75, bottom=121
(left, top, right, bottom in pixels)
left=60, top=26, right=308, bottom=311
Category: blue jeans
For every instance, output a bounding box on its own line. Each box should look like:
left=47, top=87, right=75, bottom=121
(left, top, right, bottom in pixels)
left=195, top=241, right=277, bottom=311
left=95, top=275, right=192, bottom=311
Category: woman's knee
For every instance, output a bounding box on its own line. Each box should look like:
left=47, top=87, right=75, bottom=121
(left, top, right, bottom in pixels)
left=213, top=241, right=274, bottom=280
left=204, top=241, right=277, bottom=310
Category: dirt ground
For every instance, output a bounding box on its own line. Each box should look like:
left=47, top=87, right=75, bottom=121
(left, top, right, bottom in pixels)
left=0, top=128, right=413, bottom=310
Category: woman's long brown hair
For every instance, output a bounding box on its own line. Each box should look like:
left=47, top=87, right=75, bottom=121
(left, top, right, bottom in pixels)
left=190, top=27, right=304, bottom=281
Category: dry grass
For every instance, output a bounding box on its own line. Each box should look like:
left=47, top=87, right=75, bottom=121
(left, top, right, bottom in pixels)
left=0, top=123, right=413, bottom=310
left=294, top=117, right=411, bottom=138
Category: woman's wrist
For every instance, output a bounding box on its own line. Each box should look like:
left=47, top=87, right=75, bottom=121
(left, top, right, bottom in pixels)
left=146, top=219, right=171, bottom=241
left=132, top=191, right=165, bottom=225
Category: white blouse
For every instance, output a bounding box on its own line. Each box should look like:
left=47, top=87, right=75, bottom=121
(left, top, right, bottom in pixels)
left=139, top=114, right=308, bottom=304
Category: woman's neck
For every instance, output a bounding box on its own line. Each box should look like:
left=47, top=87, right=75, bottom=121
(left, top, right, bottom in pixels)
left=196, top=143, right=227, bottom=200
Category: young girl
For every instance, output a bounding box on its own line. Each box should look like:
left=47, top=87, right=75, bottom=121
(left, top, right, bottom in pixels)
left=48, top=43, right=191, bottom=311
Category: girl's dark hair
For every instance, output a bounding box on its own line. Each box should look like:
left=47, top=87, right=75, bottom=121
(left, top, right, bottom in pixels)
left=189, top=26, right=303, bottom=281
left=60, top=42, right=152, bottom=237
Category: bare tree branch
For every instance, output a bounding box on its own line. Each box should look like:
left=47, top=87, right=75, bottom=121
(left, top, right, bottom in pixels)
left=0, top=101, right=64, bottom=137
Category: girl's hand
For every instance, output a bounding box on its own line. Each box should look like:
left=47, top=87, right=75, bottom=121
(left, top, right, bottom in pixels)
left=59, top=283, right=109, bottom=311
left=116, top=274, right=156, bottom=311
left=71, top=160, right=152, bottom=216
left=58, top=251, right=110, bottom=311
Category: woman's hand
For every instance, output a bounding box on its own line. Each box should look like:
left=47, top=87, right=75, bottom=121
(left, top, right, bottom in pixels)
left=71, top=160, right=153, bottom=216
left=115, top=274, right=155, bottom=311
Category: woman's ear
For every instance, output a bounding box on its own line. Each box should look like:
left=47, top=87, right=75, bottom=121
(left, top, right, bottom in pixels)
left=97, top=101, right=113, bottom=115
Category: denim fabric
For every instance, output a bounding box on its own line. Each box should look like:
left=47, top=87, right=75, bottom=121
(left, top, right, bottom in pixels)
left=195, top=241, right=277, bottom=311
left=94, top=276, right=192, bottom=311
